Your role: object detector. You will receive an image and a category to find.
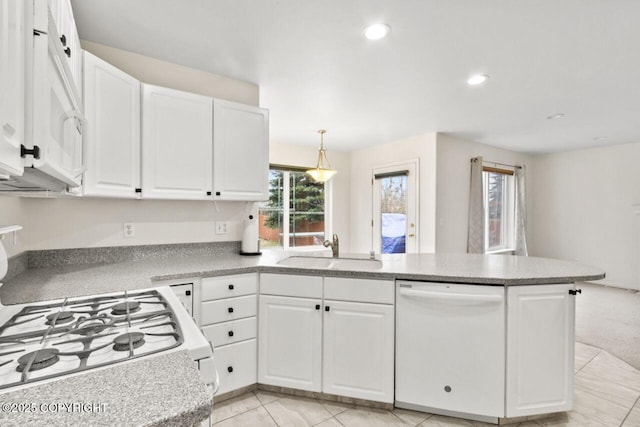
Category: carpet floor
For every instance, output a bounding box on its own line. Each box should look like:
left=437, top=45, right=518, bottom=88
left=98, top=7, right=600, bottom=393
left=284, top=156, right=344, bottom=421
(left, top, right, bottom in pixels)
left=575, top=282, right=640, bottom=370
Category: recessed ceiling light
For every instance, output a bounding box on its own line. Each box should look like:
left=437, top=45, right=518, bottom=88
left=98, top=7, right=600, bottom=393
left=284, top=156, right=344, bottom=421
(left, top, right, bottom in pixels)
left=467, top=74, right=489, bottom=85
left=546, top=113, right=565, bottom=120
left=364, top=24, right=391, bottom=40
left=593, top=136, right=608, bottom=141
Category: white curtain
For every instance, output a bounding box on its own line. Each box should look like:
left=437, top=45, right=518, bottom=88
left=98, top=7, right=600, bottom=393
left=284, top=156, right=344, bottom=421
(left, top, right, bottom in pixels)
left=467, top=156, right=485, bottom=253
left=514, top=165, right=528, bottom=256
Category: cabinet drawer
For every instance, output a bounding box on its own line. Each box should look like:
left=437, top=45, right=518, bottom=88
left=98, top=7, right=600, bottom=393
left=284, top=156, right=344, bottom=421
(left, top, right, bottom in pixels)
left=260, top=273, right=322, bottom=298
left=203, top=317, right=257, bottom=347
left=215, top=339, right=257, bottom=395
left=324, top=277, right=394, bottom=304
left=201, top=295, right=256, bottom=325
left=201, top=273, right=257, bottom=301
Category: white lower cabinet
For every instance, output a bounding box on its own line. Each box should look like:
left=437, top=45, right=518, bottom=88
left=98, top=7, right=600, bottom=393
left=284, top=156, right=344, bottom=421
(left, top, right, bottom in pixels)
left=258, top=295, right=323, bottom=392
left=322, top=300, right=394, bottom=402
left=506, top=284, right=575, bottom=417
left=258, top=274, right=395, bottom=403
left=214, top=339, right=257, bottom=395
left=200, top=274, right=258, bottom=396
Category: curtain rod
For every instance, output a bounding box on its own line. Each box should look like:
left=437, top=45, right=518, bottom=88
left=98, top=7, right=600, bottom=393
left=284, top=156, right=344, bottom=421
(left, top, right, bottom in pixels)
left=471, top=157, right=523, bottom=169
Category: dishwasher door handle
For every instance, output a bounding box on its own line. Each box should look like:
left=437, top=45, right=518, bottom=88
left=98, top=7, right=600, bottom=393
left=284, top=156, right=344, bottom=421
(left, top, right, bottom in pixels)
left=399, top=288, right=503, bottom=303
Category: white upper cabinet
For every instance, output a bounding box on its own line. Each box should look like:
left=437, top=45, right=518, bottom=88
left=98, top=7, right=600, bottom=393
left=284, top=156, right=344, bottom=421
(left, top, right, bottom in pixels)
left=0, top=0, right=25, bottom=177
left=142, top=84, right=213, bottom=200
left=48, top=0, right=81, bottom=93
left=83, top=52, right=140, bottom=198
left=29, top=0, right=84, bottom=189
left=212, top=99, right=269, bottom=201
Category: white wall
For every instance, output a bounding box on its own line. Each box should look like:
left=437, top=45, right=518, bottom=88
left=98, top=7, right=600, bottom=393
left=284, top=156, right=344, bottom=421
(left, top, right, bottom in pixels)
left=269, top=142, right=351, bottom=252
left=81, top=41, right=258, bottom=106
left=435, top=133, right=535, bottom=253
left=0, top=196, right=28, bottom=257
left=529, top=141, right=640, bottom=290
left=24, top=198, right=248, bottom=250
left=350, top=133, right=437, bottom=253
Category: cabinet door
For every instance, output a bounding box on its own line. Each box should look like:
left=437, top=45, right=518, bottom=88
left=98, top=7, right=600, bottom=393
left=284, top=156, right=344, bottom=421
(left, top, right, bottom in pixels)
left=396, top=282, right=505, bottom=417
left=258, top=295, right=322, bottom=392
left=142, top=84, right=212, bottom=200
left=58, top=0, right=82, bottom=94
left=212, top=99, right=268, bottom=201
left=215, top=339, right=257, bottom=395
left=30, top=22, right=84, bottom=187
left=0, top=0, right=25, bottom=177
left=83, top=52, right=141, bottom=197
left=506, top=284, right=575, bottom=417
left=323, top=300, right=394, bottom=403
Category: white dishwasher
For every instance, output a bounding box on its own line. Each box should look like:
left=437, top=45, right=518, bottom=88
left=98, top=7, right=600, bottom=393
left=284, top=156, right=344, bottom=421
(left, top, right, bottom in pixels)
left=395, top=281, right=505, bottom=423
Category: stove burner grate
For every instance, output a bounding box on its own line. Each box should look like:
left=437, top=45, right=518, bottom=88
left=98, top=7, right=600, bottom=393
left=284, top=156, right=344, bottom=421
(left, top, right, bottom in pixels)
left=111, top=301, right=141, bottom=316
left=17, top=349, right=60, bottom=372
left=113, top=332, right=145, bottom=351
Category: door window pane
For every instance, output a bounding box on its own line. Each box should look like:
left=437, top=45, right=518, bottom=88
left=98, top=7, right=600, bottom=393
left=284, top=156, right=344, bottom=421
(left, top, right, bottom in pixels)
left=380, top=176, right=407, bottom=254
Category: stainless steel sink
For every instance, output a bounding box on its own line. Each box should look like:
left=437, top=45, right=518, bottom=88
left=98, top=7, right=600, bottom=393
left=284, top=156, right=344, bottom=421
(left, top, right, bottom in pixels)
left=276, top=256, right=382, bottom=270
left=329, top=258, right=382, bottom=270
left=276, top=256, right=333, bottom=268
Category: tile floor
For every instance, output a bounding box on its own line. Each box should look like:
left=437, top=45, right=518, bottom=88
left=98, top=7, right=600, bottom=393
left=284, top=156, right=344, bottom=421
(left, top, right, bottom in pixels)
left=211, top=342, right=640, bottom=427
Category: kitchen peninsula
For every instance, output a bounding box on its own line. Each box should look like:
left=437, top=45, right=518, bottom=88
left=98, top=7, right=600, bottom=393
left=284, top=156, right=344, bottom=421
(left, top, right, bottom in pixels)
left=0, top=246, right=605, bottom=425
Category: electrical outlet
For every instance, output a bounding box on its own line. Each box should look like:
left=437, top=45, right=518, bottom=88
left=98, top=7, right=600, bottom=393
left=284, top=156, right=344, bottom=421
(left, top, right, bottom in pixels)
left=215, top=222, right=228, bottom=235
left=123, top=223, right=135, bottom=238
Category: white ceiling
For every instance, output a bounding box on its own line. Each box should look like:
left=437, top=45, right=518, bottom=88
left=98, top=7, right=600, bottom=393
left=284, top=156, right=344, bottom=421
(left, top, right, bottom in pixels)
left=70, top=0, right=640, bottom=154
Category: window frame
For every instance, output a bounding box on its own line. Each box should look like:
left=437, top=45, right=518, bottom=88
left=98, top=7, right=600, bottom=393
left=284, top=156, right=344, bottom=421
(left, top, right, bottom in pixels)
left=482, top=166, right=515, bottom=253
left=259, top=165, right=331, bottom=251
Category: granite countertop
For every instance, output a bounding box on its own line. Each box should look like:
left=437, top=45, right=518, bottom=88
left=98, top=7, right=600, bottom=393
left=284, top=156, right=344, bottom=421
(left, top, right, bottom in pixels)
left=0, top=248, right=605, bottom=427
left=0, top=251, right=605, bottom=305
left=0, top=350, right=213, bottom=427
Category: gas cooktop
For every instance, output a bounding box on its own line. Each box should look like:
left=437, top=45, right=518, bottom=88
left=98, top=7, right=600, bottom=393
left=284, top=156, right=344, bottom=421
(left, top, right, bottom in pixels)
left=0, top=289, right=184, bottom=390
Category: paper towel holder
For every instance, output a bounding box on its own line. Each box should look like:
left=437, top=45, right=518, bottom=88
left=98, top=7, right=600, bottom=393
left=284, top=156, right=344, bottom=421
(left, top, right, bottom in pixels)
left=240, top=213, right=262, bottom=256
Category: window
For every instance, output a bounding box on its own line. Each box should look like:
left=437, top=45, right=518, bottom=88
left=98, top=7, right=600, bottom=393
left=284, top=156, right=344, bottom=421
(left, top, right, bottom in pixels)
left=258, top=166, right=328, bottom=249
left=483, top=167, right=515, bottom=252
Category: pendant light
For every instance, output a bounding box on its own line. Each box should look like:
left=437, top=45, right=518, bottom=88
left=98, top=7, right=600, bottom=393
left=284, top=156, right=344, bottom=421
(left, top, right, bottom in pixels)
left=306, top=130, right=337, bottom=183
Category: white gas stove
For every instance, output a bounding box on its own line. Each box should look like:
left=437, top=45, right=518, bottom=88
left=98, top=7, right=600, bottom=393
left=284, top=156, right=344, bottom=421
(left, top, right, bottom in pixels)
left=0, top=287, right=218, bottom=394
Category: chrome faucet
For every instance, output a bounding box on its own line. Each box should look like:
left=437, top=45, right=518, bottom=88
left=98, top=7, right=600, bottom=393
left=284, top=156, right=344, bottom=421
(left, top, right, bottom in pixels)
left=323, top=234, right=339, bottom=258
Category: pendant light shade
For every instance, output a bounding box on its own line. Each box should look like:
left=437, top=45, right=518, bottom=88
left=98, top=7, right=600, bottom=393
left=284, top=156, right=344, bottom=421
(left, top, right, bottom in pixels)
left=306, top=130, right=337, bottom=183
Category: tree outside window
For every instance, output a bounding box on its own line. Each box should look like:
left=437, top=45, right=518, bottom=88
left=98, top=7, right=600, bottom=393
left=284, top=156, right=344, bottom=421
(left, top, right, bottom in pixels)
left=259, top=168, right=326, bottom=248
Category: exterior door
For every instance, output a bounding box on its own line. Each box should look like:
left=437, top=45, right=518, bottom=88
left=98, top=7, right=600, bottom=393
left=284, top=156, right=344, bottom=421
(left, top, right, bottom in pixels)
left=258, top=295, right=322, bottom=392
left=372, top=161, right=418, bottom=253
